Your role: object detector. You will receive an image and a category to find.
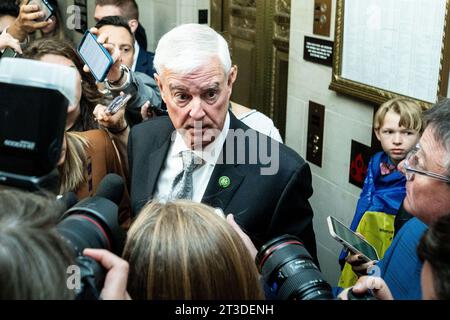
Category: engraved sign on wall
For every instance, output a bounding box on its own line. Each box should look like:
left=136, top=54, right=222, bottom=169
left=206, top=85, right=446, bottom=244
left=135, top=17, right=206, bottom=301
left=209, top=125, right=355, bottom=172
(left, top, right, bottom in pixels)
left=304, top=36, right=334, bottom=67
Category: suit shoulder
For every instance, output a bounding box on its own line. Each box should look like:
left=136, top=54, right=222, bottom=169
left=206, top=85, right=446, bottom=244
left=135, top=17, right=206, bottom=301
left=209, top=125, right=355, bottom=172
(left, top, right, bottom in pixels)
left=131, top=117, right=173, bottom=140
left=278, top=143, right=307, bottom=167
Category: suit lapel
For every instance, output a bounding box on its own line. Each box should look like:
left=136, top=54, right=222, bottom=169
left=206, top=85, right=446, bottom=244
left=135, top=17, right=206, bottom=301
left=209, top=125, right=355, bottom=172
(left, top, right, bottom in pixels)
left=202, top=161, right=245, bottom=210
left=146, top=123, right=174, bottom=197
left=202, top=113, right=247, bottom=210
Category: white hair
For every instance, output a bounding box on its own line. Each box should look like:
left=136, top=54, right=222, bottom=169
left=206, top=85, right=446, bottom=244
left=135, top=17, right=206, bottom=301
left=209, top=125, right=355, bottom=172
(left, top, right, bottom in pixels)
left=153, top=24, right=232, bottom=76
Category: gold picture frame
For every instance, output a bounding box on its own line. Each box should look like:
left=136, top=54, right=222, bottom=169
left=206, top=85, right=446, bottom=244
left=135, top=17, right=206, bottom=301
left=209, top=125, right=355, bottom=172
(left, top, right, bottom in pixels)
left=329, top=0, right=450, bottom=108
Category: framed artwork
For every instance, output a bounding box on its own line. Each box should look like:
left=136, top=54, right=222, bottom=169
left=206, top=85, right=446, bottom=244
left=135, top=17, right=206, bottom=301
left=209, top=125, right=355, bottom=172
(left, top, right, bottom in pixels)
left=329, top=0, right=450, bottom=108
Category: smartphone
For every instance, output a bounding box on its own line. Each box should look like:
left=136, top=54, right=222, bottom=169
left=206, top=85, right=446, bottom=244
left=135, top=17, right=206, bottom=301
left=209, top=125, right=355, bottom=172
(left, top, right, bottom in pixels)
left=106, top=94, right=132, bottom=114
left=327, top=216, right=379, bottom=262
left=77, top=31, right=114, bottom=82
left=28, top=0, right=54, bottom=22
left=1, top=48, right=17, bottom=58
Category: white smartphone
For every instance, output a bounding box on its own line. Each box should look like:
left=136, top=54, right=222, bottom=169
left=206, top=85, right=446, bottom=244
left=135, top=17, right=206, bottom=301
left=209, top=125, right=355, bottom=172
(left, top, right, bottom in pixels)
left=77, top=31, right=114, bottom=82
left=327, top=216, right=379, bottom=262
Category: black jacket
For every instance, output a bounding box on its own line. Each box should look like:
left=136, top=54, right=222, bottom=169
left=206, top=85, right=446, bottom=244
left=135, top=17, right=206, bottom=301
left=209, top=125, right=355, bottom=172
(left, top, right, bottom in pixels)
left=128, top=113, right=318, bottom=260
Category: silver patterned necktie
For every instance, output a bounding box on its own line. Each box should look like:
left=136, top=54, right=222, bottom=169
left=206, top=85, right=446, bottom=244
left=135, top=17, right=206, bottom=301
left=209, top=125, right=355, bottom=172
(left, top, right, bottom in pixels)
left=169, top=150, right=202, bottom=200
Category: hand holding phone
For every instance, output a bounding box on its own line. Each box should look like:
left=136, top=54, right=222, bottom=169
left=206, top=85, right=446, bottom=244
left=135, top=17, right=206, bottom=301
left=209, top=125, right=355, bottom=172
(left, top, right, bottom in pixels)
left=107, top=94, right=132, bottom=115
left=28, top=0, right=54, bottom=22
left=0, top=30, right=22, bottom=56
left=1, top=48, right=17, bottom=58
left=78, top=31, right=114, bottom=82
left=327, top=216, right=379, bottom=262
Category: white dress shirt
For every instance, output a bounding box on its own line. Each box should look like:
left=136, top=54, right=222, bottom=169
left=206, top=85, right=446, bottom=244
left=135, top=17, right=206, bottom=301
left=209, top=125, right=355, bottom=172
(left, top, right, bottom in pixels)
left=154, top=112, right=231, bottom=202
left=131, top=40, right=140, bottom=72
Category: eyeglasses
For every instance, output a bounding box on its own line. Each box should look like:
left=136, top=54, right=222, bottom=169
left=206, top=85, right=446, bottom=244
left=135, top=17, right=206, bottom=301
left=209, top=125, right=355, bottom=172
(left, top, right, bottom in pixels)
left=403, top=145, right=450, bottom=183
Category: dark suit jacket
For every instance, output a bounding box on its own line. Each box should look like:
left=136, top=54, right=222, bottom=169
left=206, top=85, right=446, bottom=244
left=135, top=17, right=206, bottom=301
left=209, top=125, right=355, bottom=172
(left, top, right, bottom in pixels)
left=135, top=47, right=155, bottom=78
left=128, top=113, right=317, bottom=260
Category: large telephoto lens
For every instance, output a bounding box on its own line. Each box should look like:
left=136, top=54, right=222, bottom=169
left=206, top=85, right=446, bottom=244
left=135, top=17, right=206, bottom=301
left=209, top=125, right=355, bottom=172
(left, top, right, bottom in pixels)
left=256, top=235, right=334, bottom=300
left=57, top=213, right=113, bottom=255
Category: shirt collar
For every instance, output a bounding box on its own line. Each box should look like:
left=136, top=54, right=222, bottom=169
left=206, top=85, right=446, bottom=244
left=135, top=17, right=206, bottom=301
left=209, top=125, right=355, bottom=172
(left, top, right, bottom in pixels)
left=132, top=40, right=140, bottom=71
left=170, top=112, right=231, bottom=165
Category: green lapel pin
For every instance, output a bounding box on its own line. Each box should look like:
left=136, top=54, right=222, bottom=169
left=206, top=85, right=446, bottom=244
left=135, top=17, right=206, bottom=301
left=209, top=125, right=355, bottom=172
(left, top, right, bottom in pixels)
left=218, top=176, right=231, bottom=189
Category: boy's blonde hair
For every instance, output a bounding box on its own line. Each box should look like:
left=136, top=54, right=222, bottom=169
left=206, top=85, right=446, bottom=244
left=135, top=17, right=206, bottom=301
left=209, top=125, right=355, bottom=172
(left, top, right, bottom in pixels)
left=374, top=98, right=424, bottom=133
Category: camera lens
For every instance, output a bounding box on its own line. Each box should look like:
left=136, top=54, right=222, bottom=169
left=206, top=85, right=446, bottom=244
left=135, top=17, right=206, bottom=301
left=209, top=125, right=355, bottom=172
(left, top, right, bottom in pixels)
left=57, top=214, right=113, bottom=256
left=256, top=235, right=334, bottom=300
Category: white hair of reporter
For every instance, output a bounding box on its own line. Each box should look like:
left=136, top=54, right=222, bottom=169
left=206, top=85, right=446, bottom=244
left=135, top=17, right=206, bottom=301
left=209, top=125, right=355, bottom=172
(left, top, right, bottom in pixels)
left=0, top=189, right=74, bottom=300
left=153, top=23, right=232, bottom=76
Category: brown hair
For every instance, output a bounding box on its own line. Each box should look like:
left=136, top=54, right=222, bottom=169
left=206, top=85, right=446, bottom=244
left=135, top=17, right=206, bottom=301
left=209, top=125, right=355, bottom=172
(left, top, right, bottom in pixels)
left=59, top=132, right=90, bottom=194
left=0, top=189, right=74, bottom=300
left=122, top=201, right=264, bottom=300
left=95, top=0, right=139, bottom=20
left=374, top=97, right=425, bottom=133
left=22, top=38, right=103, bottom=131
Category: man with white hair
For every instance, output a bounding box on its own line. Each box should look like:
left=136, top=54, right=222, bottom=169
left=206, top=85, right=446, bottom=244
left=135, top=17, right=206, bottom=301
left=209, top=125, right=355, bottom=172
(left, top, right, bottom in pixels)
left=100, top=24, right=318, bottom=256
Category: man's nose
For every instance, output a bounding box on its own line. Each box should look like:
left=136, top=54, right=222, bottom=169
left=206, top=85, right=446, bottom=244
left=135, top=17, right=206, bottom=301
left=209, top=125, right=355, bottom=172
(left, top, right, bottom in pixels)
left=189, top=98, right=206, bottom=120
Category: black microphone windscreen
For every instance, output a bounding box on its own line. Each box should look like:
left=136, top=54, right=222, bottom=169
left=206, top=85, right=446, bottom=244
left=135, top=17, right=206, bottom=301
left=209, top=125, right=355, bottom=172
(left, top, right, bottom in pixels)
left=95, top=174, right=124, bottom=206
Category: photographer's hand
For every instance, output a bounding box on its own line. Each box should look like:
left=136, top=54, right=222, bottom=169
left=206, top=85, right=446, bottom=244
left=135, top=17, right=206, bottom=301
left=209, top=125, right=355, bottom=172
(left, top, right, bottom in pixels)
left=8, top=0, right=52, bottom=42
left=338, top=276, right=393, bottom=300
left=0, top=30, right=22, bottom=54
left=83, top=249, right=131, bottom=300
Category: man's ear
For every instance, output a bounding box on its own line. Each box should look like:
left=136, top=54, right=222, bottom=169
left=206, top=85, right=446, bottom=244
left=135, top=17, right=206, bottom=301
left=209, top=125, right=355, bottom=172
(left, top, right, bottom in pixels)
left=128, top=19, right=139, bottom=33
left=154, top=74, right=166, bottom=102
left=228, top=65, right=238, bottom=86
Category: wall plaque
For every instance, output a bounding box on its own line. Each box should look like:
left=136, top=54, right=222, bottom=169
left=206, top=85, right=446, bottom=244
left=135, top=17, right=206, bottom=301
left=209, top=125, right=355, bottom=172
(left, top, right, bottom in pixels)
left=303, top=36, right=334, bottom=67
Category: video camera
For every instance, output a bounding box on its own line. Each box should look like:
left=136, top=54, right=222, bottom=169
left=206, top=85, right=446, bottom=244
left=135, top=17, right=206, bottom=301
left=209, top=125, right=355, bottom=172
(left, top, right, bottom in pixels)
left=0, top=58, right=126, bottom=299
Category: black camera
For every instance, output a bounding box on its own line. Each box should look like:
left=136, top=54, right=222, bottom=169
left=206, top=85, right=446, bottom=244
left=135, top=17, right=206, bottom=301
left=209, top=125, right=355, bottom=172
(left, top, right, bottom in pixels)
left=256, top=235, right=376, bottom=300
left=57, top=174, right=126, bottom=300
left=256, top=235, right=334, bottom=300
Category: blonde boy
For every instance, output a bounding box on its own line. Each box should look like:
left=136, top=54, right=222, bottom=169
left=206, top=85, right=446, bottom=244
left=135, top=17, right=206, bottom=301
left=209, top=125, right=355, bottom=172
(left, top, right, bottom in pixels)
left=338, top=98, right=424, bottom=288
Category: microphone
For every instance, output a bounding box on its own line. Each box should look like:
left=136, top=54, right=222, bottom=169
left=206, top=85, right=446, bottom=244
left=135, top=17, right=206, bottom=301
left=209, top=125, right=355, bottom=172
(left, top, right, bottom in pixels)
left=94, top=173, right=124, bottom=206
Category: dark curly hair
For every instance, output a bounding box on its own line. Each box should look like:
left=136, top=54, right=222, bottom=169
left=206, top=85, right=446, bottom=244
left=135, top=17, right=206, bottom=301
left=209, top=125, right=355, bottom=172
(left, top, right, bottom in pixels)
left=22, top=38, right=104, bottom=131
